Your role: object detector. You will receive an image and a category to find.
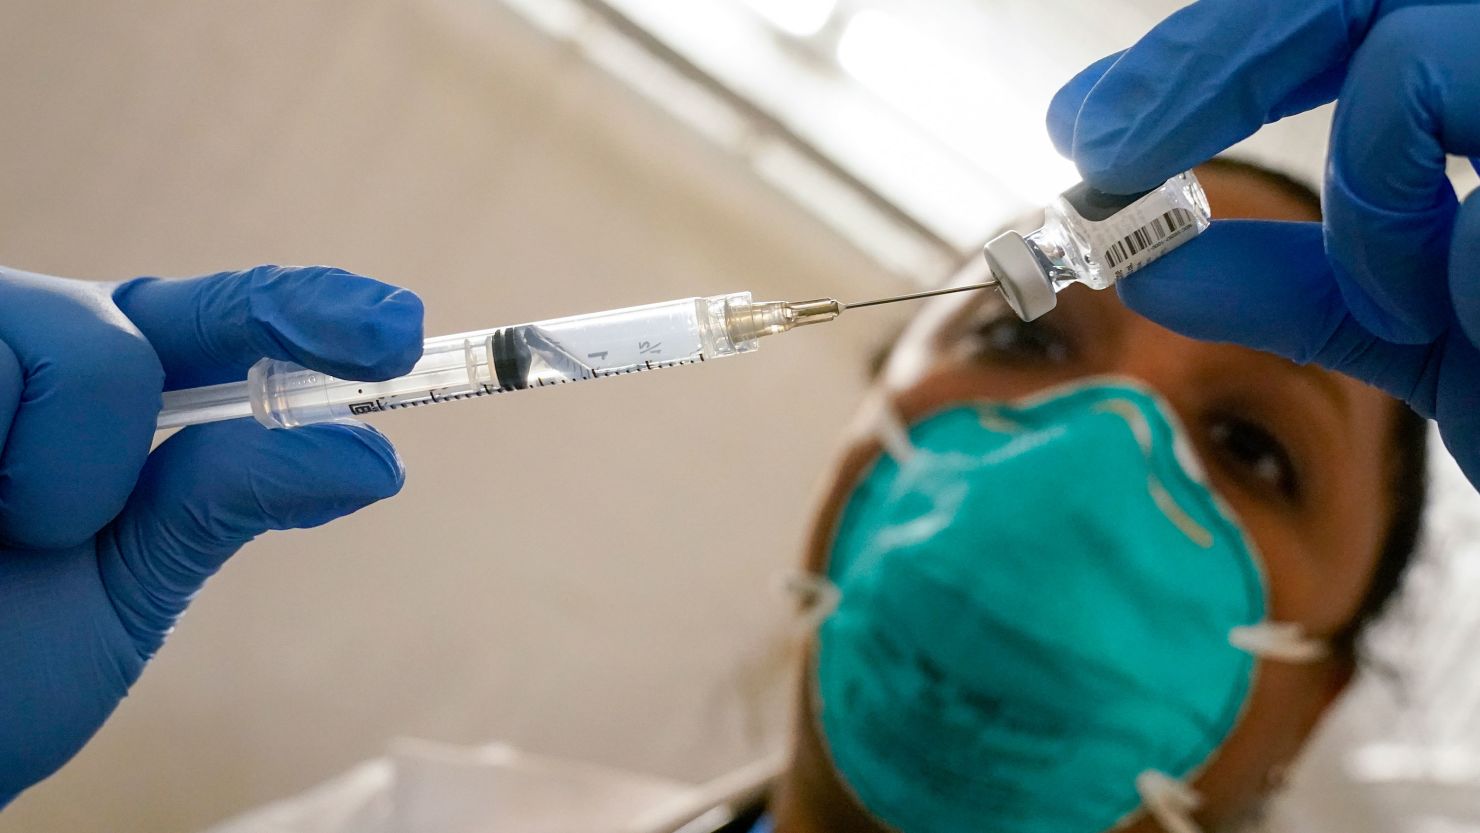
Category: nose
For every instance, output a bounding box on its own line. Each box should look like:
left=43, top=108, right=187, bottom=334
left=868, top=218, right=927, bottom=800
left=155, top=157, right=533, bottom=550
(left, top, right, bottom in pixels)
left=1112, top=315, right=1219, bottom=428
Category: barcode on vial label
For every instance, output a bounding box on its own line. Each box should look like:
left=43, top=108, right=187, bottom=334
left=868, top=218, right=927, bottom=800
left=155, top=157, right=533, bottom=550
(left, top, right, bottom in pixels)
left=1103, top=208, right=1196, bottom=269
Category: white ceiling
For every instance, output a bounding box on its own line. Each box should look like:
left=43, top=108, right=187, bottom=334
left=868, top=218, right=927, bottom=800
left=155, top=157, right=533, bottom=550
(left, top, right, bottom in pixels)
left=494, top=0, right=1417, bottom=287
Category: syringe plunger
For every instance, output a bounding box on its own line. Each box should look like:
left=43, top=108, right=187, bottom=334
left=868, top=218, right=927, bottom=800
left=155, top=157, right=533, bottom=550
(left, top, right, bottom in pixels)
left=156, top=291, right=840, bottom=431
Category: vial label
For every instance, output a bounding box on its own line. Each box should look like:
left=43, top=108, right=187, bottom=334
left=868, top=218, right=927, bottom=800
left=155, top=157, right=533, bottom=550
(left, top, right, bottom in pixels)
left=1060, top=182, right=1202, bottom=281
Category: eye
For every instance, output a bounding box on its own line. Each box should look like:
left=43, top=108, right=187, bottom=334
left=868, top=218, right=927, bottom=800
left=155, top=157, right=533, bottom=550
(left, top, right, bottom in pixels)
left=966, top=314, right=1074, bottom=366
left=1207, top=415, right=1302, bottom=503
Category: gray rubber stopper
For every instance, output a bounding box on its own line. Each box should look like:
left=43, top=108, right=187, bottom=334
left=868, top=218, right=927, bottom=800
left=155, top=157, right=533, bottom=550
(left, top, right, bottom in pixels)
left=983, top=231, right=1057, bottom=321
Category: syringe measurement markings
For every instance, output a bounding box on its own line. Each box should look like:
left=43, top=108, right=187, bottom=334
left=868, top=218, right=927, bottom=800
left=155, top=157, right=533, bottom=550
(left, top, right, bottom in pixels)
left=348, top=354, right=708, bottom=413
left=351, top=382, right=503, bottom=413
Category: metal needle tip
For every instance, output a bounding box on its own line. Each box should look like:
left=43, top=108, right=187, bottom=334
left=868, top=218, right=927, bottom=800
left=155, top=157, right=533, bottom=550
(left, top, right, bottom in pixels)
left=842, top=279, right=1000, bottom=310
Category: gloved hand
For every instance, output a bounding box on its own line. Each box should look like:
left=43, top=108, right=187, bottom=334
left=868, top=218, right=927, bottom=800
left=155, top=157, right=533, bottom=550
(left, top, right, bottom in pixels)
left=1045, top=0, right=1480, bottom=482
left=0, top=265, right=423, bottom=806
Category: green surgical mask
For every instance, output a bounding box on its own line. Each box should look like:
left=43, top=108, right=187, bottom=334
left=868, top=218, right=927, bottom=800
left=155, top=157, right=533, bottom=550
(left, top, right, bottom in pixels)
left=814, top=380, right=1325, bottom=833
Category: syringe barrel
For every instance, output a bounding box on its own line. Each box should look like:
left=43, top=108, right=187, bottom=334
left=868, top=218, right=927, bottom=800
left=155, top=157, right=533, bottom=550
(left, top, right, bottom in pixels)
left=158, top=292, right=763, bottom=430
left=247, top=331, right=479, bottom=428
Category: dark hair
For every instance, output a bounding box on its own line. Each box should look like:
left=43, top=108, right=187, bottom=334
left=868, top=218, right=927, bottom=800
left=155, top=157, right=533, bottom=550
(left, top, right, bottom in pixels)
left=1199, top=158, right=1430, bottom=649
left=1346, top=402, right=1429, bottom=649
left=1197, top=157, right=1325, bottom=217
left=873, top=156, right=1430, bottom=649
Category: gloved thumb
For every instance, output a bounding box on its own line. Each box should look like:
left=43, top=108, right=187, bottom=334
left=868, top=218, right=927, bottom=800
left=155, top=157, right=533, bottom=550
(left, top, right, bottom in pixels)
left=1117, top=220, right=1438, bottom=412
left=1115, top=221, right=1338, bottom=358
left=98, top=419, right=404, bottom=657
left=1448, top=189, right=1480, bottom=347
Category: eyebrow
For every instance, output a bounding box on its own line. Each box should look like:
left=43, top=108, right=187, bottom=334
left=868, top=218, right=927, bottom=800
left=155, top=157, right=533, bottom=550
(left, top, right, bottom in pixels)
left=953, top=290, right=1358, bottom=421
left=1287, top=361, right=1352, bottom=417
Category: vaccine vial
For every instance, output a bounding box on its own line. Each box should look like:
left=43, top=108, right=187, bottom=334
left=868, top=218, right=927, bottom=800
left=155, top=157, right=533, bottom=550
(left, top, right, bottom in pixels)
left=983, top=171, right=1212, bottom=320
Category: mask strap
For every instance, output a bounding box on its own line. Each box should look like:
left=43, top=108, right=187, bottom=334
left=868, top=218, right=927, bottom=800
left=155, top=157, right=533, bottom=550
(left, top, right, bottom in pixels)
left=862, top=393, right=915, bottom=463
left=1133, top=623, right=1324, bottom=833
left=1227, top=622, right=1329, bottom=663
left=771, top=571, right=841, bottom=634
left=1135, top=771, right=1203, bottom=833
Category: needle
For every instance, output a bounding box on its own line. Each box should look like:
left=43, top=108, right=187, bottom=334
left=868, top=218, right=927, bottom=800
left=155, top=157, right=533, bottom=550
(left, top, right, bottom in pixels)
left=843, top=279, right=999, bottom=310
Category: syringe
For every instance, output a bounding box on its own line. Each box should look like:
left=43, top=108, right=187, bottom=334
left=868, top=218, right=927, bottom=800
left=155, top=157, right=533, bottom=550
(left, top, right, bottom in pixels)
left=155, top=283, right=996, bottom=431
left=157, top=172, right=1213, bottom=432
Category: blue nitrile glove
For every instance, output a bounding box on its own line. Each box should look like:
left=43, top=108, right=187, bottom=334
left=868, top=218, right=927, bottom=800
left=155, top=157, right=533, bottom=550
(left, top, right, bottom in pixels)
left=1045, top=1, right=1480, bottom=480
left=0, top=265, right=423, bottom=806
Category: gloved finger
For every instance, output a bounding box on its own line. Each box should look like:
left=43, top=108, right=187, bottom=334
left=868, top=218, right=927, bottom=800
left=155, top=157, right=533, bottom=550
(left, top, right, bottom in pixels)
left=0, top=271, right=162, bottom=549
left=112, top=265, right=424, bottom=389
left=98, top=419, right=404, bottom=657
left=1324, top=6, right=1480, bottom=345
left=1117, top=221, right=1439, bottom=413
left=0, top=339, right=19, bottom=457
left=1063, top=0, right=1366, bottom=193
left=1046, top=51, right=1121, bottom=159
left=1433, top=335, right=1480, bottom=487
left=1453, top=190, right=1480, bottom=344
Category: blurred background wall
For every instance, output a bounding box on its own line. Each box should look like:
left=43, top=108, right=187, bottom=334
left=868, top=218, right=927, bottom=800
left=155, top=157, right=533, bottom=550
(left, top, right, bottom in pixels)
left=0, top=2, right=897, bottom=830
left=2, top=2, right=1480, bottom=832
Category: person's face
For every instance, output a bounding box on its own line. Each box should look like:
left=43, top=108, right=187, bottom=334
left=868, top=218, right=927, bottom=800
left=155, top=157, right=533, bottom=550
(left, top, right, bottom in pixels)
left=780, top=167, right=1402, bottom=832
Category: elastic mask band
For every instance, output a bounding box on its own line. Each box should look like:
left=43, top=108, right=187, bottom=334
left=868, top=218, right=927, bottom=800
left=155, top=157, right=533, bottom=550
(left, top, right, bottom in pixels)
left=1095, top=399, right=1154, bottom=449
left=1096, top=398, right=1217, bottom=548
left=1228, top=622, right=1329, bottom=663
left=974, top=407, right=1025, bottom=435
left=1135, top=770, right=1203, bottom=833
left=865, top=395, right=915, bottom=464
left=771, top=571, right=841, bottom=635
left=1148, top=476, right=1215, bottom=549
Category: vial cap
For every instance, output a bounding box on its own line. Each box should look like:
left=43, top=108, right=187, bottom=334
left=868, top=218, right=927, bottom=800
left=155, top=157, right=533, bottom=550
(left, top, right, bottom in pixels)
left=984, top=231, right=1056, bottom=321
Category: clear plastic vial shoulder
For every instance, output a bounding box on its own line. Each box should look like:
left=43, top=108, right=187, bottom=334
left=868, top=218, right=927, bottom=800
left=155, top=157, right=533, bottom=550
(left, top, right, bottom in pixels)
left=984, top=171, right=1212, bottom=321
